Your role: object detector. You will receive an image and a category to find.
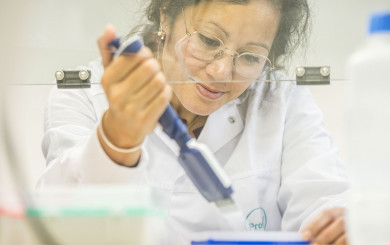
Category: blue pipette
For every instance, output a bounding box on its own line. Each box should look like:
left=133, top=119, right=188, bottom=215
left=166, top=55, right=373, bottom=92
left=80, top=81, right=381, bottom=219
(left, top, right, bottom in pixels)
left=109, top=36, right=245, bottom=229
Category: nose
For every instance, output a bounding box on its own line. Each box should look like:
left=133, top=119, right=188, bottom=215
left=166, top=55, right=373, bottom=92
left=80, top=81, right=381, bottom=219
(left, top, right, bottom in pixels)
left=205, top=54, right=234, bottom=82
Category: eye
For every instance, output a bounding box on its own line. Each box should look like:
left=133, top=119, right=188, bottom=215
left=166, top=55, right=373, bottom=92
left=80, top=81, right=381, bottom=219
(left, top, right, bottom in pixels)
left=240, top=53, right=260, bottom=64
left=198, top=33, right=221, bottom=48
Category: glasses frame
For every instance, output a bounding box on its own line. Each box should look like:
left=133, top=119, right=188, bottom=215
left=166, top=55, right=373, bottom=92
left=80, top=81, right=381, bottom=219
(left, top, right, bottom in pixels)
left=181, top=8, right=275, bottom=79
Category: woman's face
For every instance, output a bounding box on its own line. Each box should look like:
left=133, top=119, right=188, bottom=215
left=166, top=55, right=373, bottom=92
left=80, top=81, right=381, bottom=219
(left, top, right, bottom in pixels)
left=161, top=0, right=280, bottom=116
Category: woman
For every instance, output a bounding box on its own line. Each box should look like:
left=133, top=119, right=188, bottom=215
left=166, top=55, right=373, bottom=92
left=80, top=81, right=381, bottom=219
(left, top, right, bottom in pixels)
left=39, top=0, right=349, bottom=244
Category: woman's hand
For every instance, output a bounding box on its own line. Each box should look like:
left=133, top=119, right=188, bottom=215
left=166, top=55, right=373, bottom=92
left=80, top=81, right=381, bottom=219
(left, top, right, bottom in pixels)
left=301, top=207, right=348, bottom=245
left=96, top=25, right=172, bottom=166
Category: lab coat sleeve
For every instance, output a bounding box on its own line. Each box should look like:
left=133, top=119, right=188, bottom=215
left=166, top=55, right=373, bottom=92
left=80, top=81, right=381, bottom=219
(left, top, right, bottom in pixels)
left=278, top=85, right=350, bottom=231
left=37, top=86, right=148, bottom=187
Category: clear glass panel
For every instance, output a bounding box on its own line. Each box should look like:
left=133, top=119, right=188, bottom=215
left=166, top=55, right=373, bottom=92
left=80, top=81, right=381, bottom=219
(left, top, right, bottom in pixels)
left=1, top=0, right=390, bottom=244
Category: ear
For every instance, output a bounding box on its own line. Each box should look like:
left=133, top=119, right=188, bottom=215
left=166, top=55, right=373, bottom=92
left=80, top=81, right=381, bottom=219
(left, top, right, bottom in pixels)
left=159, top=4, right=170, bottom=35
left=159, top=1, right=169, bottom=23
left=160, top=9, right=165, bottom=23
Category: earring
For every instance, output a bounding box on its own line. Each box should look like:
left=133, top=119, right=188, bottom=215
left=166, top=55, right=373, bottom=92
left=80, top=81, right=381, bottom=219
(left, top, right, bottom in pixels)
left=158, top=23, right=166, bottom=41
left=157, top=23, right=165, bottom=61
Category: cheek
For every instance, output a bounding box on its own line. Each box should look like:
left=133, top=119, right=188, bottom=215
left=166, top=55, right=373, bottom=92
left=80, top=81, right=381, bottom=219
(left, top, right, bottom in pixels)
left=170, top=83, right=187, bottom=95
left=173, top=39, right=208, bottom=78
left=230, top=82, right=252, bottom=98
left=184, top=57, right=207, bottom=74
left=162, top=36, right=207, bottom=80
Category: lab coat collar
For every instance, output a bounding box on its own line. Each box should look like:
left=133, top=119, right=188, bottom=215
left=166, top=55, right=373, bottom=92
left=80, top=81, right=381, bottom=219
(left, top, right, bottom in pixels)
left=197, top=100, right=244, bottom=153
left=154, top=125, right=180, bottom=156
left=154, top=99, right=245, bottom=188
left=154, top=99, right=245, bottom=155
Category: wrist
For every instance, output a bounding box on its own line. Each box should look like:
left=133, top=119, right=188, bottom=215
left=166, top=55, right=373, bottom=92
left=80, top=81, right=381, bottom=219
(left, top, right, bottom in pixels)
left=99, top=119, right=143, bottom=153
left=97, top=124, right=142, bottom=167
left=102, top=110, right=145, bottom=149
left=97, top=111, right=144, bottom=167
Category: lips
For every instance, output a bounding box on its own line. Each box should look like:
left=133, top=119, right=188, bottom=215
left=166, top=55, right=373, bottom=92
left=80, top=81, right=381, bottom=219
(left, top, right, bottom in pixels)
left=196, top=83, right=226, bottom=100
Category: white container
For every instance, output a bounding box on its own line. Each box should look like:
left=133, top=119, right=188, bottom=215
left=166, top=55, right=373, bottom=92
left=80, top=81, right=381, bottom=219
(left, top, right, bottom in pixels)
left=346, top=11, right=390, bottom=245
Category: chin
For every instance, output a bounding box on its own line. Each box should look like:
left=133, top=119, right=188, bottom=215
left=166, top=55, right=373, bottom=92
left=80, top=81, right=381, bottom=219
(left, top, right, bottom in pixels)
left=181, top=99, right=222, bottom=116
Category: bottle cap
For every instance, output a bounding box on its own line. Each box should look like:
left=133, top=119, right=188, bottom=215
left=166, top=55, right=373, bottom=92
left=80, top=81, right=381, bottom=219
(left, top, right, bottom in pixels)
left=369, top=11, right=390, bottom=34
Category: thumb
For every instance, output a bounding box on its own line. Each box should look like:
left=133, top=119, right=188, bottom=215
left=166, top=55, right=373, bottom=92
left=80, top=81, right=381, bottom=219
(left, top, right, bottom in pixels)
left=97, top=24, right=116, bottom=68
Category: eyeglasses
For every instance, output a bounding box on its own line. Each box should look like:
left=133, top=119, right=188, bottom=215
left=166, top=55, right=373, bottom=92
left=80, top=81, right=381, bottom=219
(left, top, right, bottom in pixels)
left=181, top=9, right=274, bottom=80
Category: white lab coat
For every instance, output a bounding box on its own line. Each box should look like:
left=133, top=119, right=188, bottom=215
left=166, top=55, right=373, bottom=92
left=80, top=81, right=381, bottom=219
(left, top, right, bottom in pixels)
left=38, top=59, right=349, bottom=243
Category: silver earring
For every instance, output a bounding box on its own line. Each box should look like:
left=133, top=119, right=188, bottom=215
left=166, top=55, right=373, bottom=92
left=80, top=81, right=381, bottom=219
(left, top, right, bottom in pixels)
left=158, top=24, right=165, bottom=40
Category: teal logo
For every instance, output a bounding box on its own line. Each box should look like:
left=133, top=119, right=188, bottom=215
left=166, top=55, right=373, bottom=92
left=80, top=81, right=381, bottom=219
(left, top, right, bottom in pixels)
left=245, top=207, right=267, bottom=231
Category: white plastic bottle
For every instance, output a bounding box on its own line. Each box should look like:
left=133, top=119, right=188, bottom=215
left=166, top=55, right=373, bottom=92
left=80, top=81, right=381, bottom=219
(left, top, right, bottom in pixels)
left=346, top=11, right=390, bottom=245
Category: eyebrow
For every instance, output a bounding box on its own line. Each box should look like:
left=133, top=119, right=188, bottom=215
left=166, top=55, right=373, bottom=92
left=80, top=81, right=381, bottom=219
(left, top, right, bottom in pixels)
left=207, top=21, right=270, bottom=52
left=247, top=42, right=270, bottom=52
left=208, top=21, right=230, bottom=38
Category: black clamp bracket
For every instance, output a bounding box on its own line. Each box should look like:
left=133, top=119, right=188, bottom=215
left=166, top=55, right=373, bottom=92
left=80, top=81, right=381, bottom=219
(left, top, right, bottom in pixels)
left=296, top=66, right=330, bottom=85
left=55, top=70, right=91, bottom=89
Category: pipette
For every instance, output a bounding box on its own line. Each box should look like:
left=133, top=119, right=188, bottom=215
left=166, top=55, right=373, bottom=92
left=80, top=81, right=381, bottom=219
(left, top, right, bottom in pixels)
left=109, top=36, right=245, bottom=230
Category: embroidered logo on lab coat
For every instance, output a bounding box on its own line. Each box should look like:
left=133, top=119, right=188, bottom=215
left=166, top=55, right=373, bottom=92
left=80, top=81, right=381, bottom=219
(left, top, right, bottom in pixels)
left=245, top=207, right=267, bottom=231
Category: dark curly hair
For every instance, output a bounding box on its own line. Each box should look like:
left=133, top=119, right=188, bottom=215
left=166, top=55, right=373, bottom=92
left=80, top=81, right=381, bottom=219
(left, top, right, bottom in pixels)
left=129, top=0, right=310, bottom=70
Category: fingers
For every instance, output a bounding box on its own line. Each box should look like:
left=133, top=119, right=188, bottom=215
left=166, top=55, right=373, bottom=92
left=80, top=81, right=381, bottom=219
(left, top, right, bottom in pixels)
left=334, top=234, right=348, bottom=245
left=102, top=56, right=162, bottom=111
left=141, top=84, right=172, bottom=127
left=302, top=207, right=348, bottom=245
left=106, top=82, right=171, bottom=142
left=102, top=47, right=154, bottom=87
left=97, top=24, right=117, bottom=68
left=303, top=207, right=343, bottom=238
left=131, top=72, right=167, bottom=108
left=108, top=70, right=167, bottom=117
left=313, top=216, right=345, bottom=244
left=119, top=57, right=161, bottom=95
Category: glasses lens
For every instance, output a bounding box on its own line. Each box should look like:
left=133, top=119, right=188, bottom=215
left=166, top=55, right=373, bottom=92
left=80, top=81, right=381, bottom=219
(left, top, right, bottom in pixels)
left=185, top=31, right=271, bottom=80
left=187, top=32, right=222, bottom=61
left=236, top=53, right=271, bottom=79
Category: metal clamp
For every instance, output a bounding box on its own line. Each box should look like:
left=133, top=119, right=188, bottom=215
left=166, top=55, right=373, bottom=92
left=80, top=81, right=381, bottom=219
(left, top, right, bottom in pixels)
left=296, top=66, right=330, bottom=85
left=55, top=70, right=91, bottom=89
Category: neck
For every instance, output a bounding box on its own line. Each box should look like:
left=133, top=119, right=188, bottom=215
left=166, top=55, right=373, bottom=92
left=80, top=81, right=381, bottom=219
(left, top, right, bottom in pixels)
left=170, top=94, right=198, bottom=125
left=170, top=94, right=207, bottom=138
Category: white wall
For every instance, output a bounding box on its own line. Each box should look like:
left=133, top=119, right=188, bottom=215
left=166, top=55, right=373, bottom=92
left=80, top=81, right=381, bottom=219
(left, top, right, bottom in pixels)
left=1, top=0, right=390, bottom=188
left=302, top=0, right=390, bottom=163
left=1, top=0, right=145, bottom=188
